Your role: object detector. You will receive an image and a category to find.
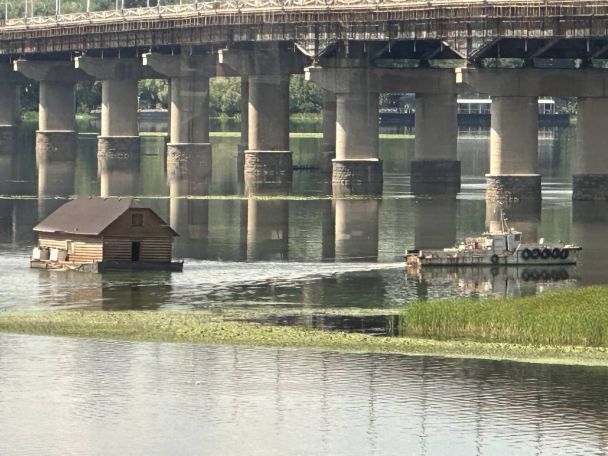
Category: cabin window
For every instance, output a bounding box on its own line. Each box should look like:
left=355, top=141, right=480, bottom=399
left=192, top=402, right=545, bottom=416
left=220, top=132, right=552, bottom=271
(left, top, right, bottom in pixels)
left=514, top=234, right=521, bottom=242
left=132, top=213, right=144, bottom=227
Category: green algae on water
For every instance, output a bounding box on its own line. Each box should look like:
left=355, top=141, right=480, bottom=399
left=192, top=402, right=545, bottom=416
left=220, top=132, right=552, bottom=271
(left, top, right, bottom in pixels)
left=1, top=309, right=608, bottom=367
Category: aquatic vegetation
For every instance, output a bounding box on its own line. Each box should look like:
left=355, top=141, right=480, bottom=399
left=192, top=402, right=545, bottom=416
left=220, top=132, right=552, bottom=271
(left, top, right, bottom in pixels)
left=402, top=286, right=608, bottom=347
left=1, top=308, right=608, bottom=366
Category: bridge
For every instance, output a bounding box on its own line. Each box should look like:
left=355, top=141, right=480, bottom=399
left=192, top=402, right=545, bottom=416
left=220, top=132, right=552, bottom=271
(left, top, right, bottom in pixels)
left=1, top=0, right=608, bottom=201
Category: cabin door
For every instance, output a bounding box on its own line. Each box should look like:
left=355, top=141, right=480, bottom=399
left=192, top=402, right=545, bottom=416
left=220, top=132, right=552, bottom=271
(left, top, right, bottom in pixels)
left=131, top=242, right=141, bottom=262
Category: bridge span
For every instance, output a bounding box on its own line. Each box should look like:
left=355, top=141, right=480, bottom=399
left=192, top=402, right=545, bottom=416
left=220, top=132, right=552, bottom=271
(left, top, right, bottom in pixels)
left=1, top=0, right=608, bottom=201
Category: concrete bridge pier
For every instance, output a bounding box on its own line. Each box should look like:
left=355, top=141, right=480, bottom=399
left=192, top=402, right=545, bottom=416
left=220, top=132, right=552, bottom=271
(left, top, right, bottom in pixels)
left=573, top=97, right=608, bottom=200
left=143, top=53, right=215, bottom=185
left=457, top=69, right=541, bottom=202
left=488, top=96, right=541, bottom=201
left=320, top=90, right=337, bottom=173
left=306, top=66, right=381, bottom=195
left=75, top=57, right=144, bottom=159
left=412, top=93, right=459, bottom=194
left=220, top=44, right=308, bottom=187
left=0, top=73, right=22, bottom=156
left=14, top=61, right=83, bottom=161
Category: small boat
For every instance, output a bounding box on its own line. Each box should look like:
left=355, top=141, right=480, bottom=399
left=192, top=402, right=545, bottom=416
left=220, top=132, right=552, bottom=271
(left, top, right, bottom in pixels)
left=405, top=215, right=581, bottom=269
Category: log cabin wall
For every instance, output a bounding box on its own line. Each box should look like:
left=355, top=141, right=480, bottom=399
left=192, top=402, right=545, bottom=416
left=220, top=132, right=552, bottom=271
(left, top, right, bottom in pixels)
left=39, top=233, right=103, bottom=263
left=103, top=237, right=173, bottom=262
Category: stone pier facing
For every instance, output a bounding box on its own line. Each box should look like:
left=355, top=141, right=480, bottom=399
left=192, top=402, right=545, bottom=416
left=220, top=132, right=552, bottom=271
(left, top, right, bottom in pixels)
left=97, top=136, right=140, bottom=158
left=36, top=131, right=77, bottom=159
left=486, top=174, right=541, bottom=202
left=332, top=159, right=383, bottom=195
left=573, top=174, right=608, bottom=201
left=244, top=150, right=292, bottom=182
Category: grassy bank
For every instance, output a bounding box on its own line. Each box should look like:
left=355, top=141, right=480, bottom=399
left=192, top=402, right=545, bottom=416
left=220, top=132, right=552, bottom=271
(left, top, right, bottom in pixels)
left=402, top=286, right=608, bottom=347
left=1, top=306, right=608, bottom=366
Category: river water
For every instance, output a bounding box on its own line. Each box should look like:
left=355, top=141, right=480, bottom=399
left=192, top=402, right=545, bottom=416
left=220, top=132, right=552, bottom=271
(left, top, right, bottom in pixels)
left=1, top=120, right=608, bottom=454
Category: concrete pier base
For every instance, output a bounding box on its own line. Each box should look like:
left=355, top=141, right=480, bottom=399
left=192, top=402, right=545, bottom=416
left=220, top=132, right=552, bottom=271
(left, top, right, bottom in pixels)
left=36, top=131, right=77, bottom=159
left=486, top=174, right=541, bottom=202
left=244, top=150, right=292, bottom=181
left=0, top=126, right=16, bottom=156
left=411, top=159, right=460, bottom=194
left=332, top=159, right=383, bottom=196
left=98, top=136, right=140, bottom=158
left=572, top=174, right=608, bottom=201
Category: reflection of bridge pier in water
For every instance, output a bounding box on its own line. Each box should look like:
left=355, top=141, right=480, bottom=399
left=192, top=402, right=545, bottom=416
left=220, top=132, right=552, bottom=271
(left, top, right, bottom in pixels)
left=246, top=182, right=290, bottom=261
left=414, top=194, right=457, bottom=250
left=334, top=199, right=379, bottom=262
left=485, top=198, right=541, bottom=244
left=36, top=137, right=76, bottom=220
left=573, top=201, right=608, bottom=286
left=98, top=149, right=140, bottom=197
left=168, top=146, right=211, bottom=259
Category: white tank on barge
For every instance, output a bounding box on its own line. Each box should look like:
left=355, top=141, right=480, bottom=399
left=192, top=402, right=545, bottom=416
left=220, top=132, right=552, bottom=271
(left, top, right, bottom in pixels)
left=405, top=219, right=581, bottom=269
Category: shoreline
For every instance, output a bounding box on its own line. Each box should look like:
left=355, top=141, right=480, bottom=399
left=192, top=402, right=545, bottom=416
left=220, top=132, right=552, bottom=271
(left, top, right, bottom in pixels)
left=1, top=310, right=607, bottom=367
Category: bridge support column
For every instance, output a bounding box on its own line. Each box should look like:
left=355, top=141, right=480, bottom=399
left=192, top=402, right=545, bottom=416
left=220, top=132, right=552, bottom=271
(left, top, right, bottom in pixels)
left=239, top=78, right=249, bottom=154
left=75, top=57, right=147, bottom=160
left=98, top=78, right=140, bottom=157
left=573, top=97, right=608, bottom=200
left=412, top=93, right=459, bottom=194
left=219, top=44, right=308, bottom=189
left=0, top=81, right=20, bottom=156
left=487, top=96, right=540, bottom=201
left=333, top=90, right=381, bottom=195
left=320, top=90, right=336, bottom=173
left=143, top=53, right=215, bottom=187
left=306, top=66, right=381, bottom=195
left=14, top=61, right=88, bottom=164
left=245, top=73, right=292, bottom=182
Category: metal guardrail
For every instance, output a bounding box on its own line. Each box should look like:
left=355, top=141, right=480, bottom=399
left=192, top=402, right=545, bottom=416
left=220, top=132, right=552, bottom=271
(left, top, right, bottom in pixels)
left=2, top=0, right=605, bottom=30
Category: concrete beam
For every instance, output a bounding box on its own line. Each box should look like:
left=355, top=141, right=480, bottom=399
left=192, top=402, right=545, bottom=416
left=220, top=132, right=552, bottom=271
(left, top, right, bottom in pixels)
left=218, top=43, right=308, bottom=76
left=14, top=60, right=91, bottom=83
left=306, top=66, right=457, bottom=94
left=457, top=68, right=608, bottom=97
left=75, top=56, right=161, bottom=80
left=142, top=53, right=216, bottom=79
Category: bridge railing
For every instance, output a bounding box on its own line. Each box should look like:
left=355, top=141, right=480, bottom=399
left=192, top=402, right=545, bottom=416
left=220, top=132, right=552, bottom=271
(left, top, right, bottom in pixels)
left=0, top=0, right=580, bottom=29
left=0, top=0, right=604, bottom=30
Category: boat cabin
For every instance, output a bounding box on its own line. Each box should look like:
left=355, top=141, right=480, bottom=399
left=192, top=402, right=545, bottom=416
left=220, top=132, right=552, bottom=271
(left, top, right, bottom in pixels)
left=32, top=198, right=182, bottom=272
left=488, top=231, right=522, bottom=254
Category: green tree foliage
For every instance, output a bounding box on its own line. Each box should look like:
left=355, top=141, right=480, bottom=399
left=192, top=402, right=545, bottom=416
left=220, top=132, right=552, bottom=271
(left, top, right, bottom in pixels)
left=138, top=79, right=168, bottom=109
left=289, top=75, right=322, bottom=114
left=76, top=81, right=101, bottom=113
left=209, top=77, right=241, bottom=117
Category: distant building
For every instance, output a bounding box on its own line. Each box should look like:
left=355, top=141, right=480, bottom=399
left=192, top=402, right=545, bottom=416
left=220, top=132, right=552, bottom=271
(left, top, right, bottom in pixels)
left=32, top=198, right=182, bottom=272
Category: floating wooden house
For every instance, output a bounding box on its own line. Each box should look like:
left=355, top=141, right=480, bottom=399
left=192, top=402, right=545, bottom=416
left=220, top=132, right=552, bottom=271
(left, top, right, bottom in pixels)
left=31, top=198, right=183, bottom=272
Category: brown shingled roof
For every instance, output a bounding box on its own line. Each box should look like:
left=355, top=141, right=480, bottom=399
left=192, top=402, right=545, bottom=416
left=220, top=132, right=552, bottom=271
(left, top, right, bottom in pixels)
left=34, top=198, right=176, bottom=236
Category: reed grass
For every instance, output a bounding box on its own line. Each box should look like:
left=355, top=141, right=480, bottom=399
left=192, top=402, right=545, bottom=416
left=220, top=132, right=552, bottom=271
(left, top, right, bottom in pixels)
left=402, top=286, right=608, bottom=347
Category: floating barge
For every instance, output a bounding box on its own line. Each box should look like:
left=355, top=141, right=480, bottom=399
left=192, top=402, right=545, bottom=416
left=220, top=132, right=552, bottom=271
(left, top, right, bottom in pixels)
left=405, top=225, right=581, bottom=269
left=31, top=198, right=183, bottom=272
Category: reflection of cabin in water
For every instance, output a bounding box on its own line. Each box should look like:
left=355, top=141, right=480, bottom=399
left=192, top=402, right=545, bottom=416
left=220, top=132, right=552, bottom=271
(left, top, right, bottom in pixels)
left=32, top=198, right=182, bottom=272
